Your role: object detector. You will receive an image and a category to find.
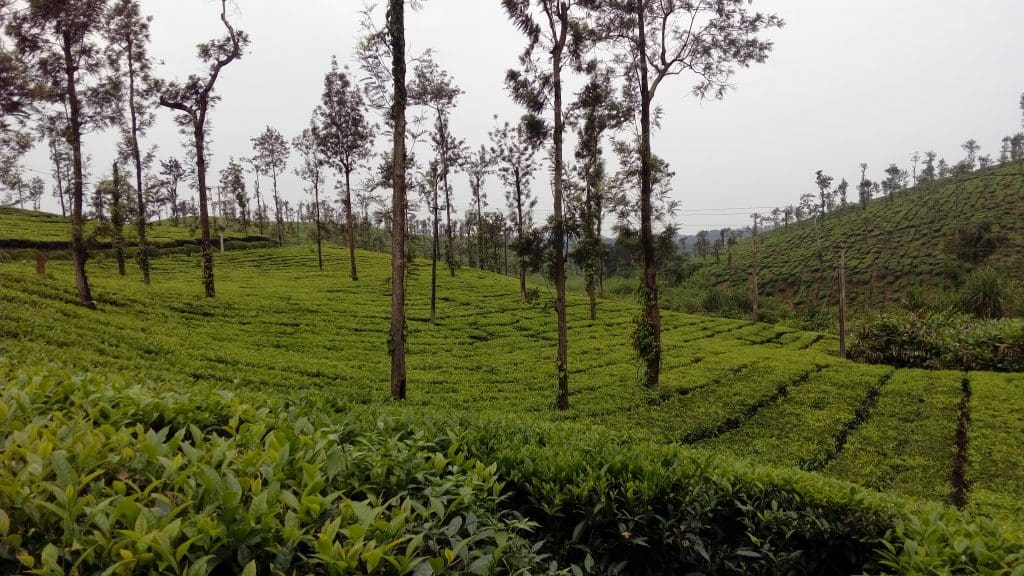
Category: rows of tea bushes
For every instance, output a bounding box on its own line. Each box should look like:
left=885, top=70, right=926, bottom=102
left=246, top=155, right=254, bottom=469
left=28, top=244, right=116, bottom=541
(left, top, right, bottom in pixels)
left=849, top=312, right=1024, bottom=371
left=1, top=247, right=1023, bottom=524
left=823, top=370, right=962, bottom=503
left=968, top=372, right=1024, bottom=518
left=696, top=163, right=1024, bottom=309
left=0, top=361, right=550, bottom=575
left=3, top=361, right=1023, bottom=574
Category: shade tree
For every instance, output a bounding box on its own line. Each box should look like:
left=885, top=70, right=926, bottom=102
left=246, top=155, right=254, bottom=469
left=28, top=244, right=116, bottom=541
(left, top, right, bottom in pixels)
left=158, top=0, right=248, bottom=297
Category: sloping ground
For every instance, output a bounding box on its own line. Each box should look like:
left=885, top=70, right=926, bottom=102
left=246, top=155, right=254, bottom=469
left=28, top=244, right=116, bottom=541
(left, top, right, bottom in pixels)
left=696, top=162, right=1024, bottom=308
left=0, top=206, right=263, bottom=251
left=2, top=246, right=1022, bottom=523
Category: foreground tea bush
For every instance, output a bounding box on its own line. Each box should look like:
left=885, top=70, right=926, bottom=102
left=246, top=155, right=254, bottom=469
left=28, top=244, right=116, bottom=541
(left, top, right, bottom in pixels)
left=2, top=362, right=1022, bottom=574
left=0, top=363, right=549, bottom=575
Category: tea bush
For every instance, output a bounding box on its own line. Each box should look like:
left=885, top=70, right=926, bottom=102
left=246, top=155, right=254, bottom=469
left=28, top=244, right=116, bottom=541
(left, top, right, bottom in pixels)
left=3, top=362, right=1023, bottom=574
left=849, top=312, right=1024, bottom=371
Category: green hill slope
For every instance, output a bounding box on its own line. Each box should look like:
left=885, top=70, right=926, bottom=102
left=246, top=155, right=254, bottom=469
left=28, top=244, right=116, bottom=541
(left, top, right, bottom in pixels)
left=0, top=206, right=266, bottom=252
left=693, top=162, right=1024, bottom=309
left=2, top=244, right=1023, bottom=521
left=4, top=241, right=1024, bottom=572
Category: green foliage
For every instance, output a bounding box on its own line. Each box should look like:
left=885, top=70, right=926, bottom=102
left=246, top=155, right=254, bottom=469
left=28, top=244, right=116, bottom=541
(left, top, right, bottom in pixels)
left=850, top=312, right=1024, bottom=371
left=0, top=363, right=550, bottom=575
left=951, top=221, right=1002, bottom=265
left=2, top=226, right=1024, bottom=570
left=688, top=163, right=1024, bottom=311
left=961, top=268, right=1011, bottom=320
left=3, top=362, right=1023, bottom=574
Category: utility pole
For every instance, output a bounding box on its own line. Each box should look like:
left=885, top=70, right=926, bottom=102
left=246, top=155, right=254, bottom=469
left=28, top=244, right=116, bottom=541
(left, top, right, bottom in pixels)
left=839, top=249, right=848, bottom=359
left=751, top=212, right=760, bottom=323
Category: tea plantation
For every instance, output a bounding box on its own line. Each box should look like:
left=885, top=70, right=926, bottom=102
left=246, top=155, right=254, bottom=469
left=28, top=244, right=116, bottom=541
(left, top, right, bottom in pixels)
left=698, top=162, right=1024, bottom=309
left=2, top=245, right=1024, bottom=573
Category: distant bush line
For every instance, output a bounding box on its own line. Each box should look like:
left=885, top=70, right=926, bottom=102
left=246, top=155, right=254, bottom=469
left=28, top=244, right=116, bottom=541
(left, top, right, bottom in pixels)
left=850, top=312, right=1024, bottom=372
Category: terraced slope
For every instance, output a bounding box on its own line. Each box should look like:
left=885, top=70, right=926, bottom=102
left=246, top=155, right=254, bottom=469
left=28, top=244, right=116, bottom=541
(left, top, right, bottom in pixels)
left=695, top=162, right=1024, bottom=308
left=1, top=246, right=1021, bottom=518
left=0, top=206, right=259, bottom=250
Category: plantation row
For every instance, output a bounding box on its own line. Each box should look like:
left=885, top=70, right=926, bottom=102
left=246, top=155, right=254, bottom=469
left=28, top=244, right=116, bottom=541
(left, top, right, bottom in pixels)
left=0, top=207, right=255, bottom=247
left=2, top=247, right=1023, bottom=523
left=2, top=361, right=1023, bottom=574
left=703, top=163, right=1024, bottom=308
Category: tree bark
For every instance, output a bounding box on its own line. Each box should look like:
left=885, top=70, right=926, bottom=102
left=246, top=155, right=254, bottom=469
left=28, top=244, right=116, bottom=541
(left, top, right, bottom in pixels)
left=551, top=9, right=569, bottom=411
left=637, top=1, right=661, bottom=388
left=112, top=163, right=126, bottom=276
left=314, top=177, right=323, bottom=270
left=51, top=140, right=67, bottom=219
left=345, top=169, right=358, bottom=280
left=126, top=29, right=150, bottom=285
left=514, top=173, right=527, bottom=302
left=63, top=31, right=95, bottom=309
left=389, top=0, right=407, bottom=401
left=272, top=169, right=283, bottom=246
left=475, top=184, right=485, bottom=271
left=194, top=120, right=215, bottom=297
left=430, top=181, right=439, bottom=324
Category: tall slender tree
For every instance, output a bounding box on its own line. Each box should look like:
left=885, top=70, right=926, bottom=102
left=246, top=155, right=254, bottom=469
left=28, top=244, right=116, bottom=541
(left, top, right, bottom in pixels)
left=158, top=157, right=186, bottom=224
left=314, top=56, right=374, bottom=281
left=251, top=126, right=290, bottom=246
left=592, top=0, right=782, bottom=388
left=218, top=157, right=246, bottom=234
left=158, top=0, right=248, bottom=298
left=7, top=0, right=120, bottom=308
left=293, top=126, right=326, bottom=270
left=464, top=145, right=494, bottom=270
left=571, top=64, right=625, bottom=319
left=411, top=54, right=464, bottom=277
left=105, top=0, right=157, bottom=284
left=490, top=118, right=540, bottom=303
left=504, top=0, right=583, bottom=410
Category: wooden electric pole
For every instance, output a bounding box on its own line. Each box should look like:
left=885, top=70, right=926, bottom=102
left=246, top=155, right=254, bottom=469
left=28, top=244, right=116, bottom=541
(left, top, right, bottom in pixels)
left=839, top=249, right=848, bottom=359
left=751, top=213, right=760, bottom=323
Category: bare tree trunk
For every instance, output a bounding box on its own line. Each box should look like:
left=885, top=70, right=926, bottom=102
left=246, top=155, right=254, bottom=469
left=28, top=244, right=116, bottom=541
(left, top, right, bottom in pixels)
left=51, top=140, right=68, bottom=219
left=314, top=178, right=323, bottom=271
left=551, top=27, right=569, bottom=411
left=345, top=169, right=358, bottom=280
left=515, top=175, right=527, bottom=302
left=443, top=177, right=455, bottom=277
left=751, top=216, right=760, bottom=323
left=194, top=121, right=215, bottom=297
left=64, top=32, right=95, bottom=309
left=389, top=0, right=407, bottom=401
left=430, top=182, right=439, bottom=324
left=637, top=3, right=661, bottom=388
left=272, top=169, right=283, bottom=246
left=126, top=31, right=150, bottom=285
left=596, top=200, right=605, bottom=299
left=475, top=191, right=485, bottom=271
left=112, top=163, right=126, bottom=276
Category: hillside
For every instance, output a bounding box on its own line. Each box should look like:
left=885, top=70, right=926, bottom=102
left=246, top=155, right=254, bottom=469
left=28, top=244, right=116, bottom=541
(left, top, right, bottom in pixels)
left=691, top=162, right=1024, bottom=310
left=0, top=206, right=268, bottom=253
left=4, top=240, right=1024, bottom=571
left=3, top=243, right=1024, bottom=522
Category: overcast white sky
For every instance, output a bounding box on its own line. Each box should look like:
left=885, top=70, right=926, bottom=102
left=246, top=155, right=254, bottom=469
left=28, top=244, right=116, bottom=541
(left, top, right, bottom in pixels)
left=20, top=0, right=1024, bottom=233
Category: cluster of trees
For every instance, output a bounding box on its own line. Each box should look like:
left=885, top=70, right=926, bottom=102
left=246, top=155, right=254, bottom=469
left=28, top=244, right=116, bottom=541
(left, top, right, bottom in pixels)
left=1, top=0, right=783, bottom=409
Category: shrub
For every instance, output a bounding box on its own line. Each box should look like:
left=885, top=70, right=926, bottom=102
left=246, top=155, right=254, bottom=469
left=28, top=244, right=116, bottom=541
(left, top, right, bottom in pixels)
left=2, top=361, right=1023, bottom=574
left=961, top=268, right=1010, bottom=319
left=849, top=312, right=1024, bottom=372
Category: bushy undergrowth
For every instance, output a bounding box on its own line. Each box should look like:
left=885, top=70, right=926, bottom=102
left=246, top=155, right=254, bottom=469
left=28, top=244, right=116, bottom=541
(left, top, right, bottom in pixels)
left=660, top=284, right=793, bottom=324
left=2, top=361, right=1023, bottom=575
left=849, top=312, right=1024, bottom=371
